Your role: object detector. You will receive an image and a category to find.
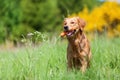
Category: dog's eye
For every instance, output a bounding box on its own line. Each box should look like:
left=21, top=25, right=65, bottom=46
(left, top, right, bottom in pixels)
left=71, top=22, right=75, bottom=24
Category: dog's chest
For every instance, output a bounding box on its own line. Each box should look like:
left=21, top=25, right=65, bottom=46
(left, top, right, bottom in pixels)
left=68, top=39, right=85, bottom=57
left=74, top=39, right=85, bottom=50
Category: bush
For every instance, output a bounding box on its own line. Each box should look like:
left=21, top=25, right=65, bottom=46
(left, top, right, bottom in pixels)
left=57, top=0, right=100, bottom=17
left=71, top=2, right=120, bottom=37
left=0, top=0, right=100, bottom=43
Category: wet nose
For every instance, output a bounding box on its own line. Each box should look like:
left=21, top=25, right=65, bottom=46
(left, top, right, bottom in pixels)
left=64, top=26, right=69, bottom=31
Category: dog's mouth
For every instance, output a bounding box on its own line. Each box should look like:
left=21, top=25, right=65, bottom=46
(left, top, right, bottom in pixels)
left=65, top=29, right=76, bottom=36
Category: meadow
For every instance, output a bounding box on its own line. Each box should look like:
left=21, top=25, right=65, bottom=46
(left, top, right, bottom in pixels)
left=0, top=36, right=120, bottom=80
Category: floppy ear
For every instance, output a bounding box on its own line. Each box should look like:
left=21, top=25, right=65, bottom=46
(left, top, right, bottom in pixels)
left=77, top=17, right=86, bottom=31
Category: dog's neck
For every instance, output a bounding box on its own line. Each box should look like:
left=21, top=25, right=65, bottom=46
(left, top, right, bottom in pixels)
left=67, top=30, right=85, bottom=53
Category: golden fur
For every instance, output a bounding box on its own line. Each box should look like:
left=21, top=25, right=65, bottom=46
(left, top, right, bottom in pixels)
left=61, top=17, right=92, bottom=72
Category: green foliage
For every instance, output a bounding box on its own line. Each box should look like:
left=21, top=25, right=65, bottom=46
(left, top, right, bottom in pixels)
left=0, top=37, right=120, bottom=79
left=0, top=0, right=100, bottom=43
left=57, top=0, right=100, bottom=17
left=0, top=0, right=28, bottom=42
left=0, top=22, right=6, bottom=43
left=21, top=0, right=61, bottom=31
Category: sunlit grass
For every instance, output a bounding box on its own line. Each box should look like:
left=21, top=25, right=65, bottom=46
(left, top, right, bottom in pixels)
left=0, top=37, right=120, bottom=80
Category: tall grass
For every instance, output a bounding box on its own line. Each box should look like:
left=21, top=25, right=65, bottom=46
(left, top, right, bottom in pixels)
left=0, top=37, right=120, bottom=80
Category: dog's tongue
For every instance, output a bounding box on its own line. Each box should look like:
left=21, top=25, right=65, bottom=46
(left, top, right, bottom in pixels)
left=67, top=31, right=73, bottom=36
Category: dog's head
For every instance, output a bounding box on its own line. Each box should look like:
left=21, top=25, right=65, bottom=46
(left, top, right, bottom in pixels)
left=63, top=17, right=86, bottom=37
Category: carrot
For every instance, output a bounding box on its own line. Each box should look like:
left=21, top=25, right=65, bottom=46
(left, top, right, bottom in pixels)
left=60, top=32, right=67, bottom=37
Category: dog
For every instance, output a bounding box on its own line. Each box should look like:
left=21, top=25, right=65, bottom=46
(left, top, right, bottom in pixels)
left=60, top=17, right=92, bottom=72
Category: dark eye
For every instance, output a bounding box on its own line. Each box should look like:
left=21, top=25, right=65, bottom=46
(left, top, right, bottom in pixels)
left=71, top=22, right=75, bottom=24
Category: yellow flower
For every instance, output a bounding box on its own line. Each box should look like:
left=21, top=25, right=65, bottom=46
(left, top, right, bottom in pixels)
left=70, top=2, right=120, bottom=37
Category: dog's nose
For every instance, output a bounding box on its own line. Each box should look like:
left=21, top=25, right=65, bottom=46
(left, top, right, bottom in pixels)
left=64, top=26, right=69, bottom=31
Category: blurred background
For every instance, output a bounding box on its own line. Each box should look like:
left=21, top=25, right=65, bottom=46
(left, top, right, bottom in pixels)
left=0, top=0, right=120, bottom=47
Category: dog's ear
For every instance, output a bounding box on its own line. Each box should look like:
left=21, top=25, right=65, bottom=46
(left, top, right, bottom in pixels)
left=77, top=17, right=86, bottom=31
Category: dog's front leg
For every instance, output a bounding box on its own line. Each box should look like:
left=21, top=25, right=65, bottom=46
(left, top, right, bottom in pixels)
left=79, top=50, right=88, bottom=73
left=80, top=57, right=87, bottom=73
left=67, top=53, right=73, bottom=71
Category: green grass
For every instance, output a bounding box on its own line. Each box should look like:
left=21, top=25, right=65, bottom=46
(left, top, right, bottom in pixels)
left=0, top=37, right=120, bottom=80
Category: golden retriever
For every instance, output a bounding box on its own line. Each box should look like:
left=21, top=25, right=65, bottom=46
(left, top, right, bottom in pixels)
left=60, top=17, right=92, bottom=72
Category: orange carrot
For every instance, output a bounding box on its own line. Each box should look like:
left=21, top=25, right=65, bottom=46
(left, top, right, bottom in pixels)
left=60, top=32, right=67, bottom=37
